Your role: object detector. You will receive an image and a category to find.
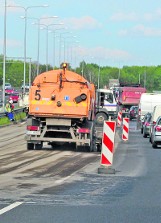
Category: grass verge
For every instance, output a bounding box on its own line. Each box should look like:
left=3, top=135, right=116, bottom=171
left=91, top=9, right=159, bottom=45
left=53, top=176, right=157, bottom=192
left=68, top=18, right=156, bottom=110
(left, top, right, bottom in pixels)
left=0, top=112, right=27, bottom=126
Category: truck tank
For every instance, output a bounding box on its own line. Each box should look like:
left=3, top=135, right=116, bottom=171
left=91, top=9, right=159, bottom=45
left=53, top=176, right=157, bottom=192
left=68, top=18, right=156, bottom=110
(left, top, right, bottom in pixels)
left=25, top=63, right=97, bottom=151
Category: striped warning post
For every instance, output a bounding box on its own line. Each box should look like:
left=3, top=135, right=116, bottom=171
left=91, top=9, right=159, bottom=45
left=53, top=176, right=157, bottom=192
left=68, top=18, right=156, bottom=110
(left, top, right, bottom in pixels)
left=100, top=121, right=116, bottom=167
left=122, top=118, right=129, bottom=141
left=117, top=111, right=122, bottom=127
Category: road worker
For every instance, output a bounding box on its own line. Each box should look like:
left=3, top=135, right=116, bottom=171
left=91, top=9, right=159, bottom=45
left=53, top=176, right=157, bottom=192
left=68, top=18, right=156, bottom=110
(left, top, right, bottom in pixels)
left=5, top=99, right=15, bottom=122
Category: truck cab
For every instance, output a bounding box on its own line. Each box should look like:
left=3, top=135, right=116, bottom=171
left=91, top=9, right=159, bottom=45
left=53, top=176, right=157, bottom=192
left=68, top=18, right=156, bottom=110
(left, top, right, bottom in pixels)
left=95, top=88, right=118, bottom=125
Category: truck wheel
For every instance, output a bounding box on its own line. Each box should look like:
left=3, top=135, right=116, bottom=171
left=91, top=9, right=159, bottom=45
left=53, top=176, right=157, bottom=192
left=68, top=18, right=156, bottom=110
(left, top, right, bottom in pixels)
left=35, top=143, right=42, bottom=150
left=27, top=143, right=34, bottom=150
left=95, top=113, right=108, bottom=125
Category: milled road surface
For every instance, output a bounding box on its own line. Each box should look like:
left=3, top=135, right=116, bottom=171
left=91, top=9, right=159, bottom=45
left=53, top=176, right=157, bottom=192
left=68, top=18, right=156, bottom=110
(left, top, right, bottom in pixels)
left=0, top=122, right=100, bottom=202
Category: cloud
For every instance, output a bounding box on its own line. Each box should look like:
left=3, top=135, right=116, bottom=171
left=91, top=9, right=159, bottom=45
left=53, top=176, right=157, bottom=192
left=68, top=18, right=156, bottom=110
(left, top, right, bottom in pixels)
left=62, top=16, right=102, bottom=30
left=0, top=38, right=22, bottom=47
left=110, top=8, right=161, bottom=23
left=77, top=46, right=131, bottom=62
left=143, top=8, right=161, bottom=21
left=110, top=12, right=138, bottom=22
left=119, top=24, right=161, bottom=37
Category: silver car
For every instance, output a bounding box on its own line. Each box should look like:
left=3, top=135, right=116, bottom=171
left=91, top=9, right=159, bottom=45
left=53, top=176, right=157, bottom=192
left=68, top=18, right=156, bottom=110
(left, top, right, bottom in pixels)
left=142, top=113, right=152, bottom=138
left=151, top=116, right=161, bottom=148
left=141, top=112, right=151, bottom=134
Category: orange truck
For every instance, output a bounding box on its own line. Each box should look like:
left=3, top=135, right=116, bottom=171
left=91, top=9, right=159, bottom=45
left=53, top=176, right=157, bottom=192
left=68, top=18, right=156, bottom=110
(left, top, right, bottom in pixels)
left=25, top=63, right=98, bottom=151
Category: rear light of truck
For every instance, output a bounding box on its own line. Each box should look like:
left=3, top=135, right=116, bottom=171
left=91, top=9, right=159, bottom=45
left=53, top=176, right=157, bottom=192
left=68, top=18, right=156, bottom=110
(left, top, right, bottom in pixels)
left=155, top=126, right=161, bottom=132
left=145, top=122, right=150, bottom=126
left=27, top=126, right=40, bottom=131
left=77, top=128, right=90, bottom=133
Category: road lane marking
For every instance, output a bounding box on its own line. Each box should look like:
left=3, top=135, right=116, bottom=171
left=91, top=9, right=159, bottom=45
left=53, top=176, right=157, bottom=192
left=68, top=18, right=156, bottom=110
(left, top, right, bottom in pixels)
left=0, top=202, right=23, bottom=216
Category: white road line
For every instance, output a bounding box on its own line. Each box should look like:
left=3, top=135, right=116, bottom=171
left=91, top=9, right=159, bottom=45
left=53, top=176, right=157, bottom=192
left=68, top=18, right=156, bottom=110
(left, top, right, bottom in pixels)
left=0, top=202, right=23, bottom=216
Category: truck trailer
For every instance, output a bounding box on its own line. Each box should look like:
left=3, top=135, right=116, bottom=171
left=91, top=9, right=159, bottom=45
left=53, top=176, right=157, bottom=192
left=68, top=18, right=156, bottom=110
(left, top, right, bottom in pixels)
left=25, top=63, right=98, bottom=152
left=117, top=85, right=146, bottom=117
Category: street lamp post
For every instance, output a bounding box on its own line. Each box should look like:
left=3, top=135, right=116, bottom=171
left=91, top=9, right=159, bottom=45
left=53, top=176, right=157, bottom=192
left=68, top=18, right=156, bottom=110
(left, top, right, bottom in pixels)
left=65, top=39, right=79, bottom=67
left=2, top=0, right=7, bottom=109
left=72, top=41, right=80, bottom=68
left=59, top=32, right=72, bottom=65
left=40, top=23, right=64, bottom=71
left=49, top=28, right=65, bottom=69
left=7, top=4, right=48, bottom=94
left=23, top=16, right=58, bottom=75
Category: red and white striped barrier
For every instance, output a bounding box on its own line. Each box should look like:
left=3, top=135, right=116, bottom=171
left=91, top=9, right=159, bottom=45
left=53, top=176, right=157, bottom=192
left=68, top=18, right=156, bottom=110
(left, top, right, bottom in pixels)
left=117, top=111, right=122, bottom=127
left=100, top=121, right=116, bottom=166
left=122, top=118, right=129, bottom=141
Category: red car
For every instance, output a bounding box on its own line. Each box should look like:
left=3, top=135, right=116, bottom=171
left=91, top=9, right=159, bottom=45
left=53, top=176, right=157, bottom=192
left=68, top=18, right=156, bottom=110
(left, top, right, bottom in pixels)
left=9, top=92, right=20, bottom=103
left=5, top=87, right=15, bottom=95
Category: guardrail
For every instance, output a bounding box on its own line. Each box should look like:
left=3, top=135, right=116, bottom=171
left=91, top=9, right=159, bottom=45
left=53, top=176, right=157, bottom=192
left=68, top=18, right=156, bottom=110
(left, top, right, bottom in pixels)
left=0, top=108, right=25, bottom=118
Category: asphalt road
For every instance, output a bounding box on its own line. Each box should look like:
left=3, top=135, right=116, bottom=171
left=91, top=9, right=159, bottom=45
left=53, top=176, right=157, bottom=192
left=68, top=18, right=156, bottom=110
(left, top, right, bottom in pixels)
left=0, top=120, right=161, bottom=223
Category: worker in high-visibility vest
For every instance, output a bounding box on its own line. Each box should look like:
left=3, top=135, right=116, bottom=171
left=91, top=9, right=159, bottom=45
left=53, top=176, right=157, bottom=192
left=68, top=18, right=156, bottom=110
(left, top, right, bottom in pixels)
left=5, top=99, right=15, bottom=121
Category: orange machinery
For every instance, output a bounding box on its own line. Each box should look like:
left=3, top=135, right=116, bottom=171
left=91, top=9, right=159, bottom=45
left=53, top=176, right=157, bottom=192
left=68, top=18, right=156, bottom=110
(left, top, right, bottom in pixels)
left=26, top=63, right=97, bottom=151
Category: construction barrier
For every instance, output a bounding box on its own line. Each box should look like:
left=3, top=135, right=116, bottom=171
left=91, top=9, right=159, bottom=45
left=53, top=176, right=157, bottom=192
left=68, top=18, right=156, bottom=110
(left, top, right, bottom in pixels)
left=98, top=121, right=116, bottom=174
left=117, top=111, right=122, bottom=127
left=122, top=117, right=129, bottom=141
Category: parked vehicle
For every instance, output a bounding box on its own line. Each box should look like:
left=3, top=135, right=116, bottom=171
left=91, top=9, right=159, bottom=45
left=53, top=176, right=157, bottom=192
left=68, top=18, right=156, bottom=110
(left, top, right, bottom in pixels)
left=129, top=106, right=138, bottom=120
left=149, top=105, right=161, bottom=143
left=142, top=113, right=152, bottom=138
left=150, top=116, right=161, bottom=148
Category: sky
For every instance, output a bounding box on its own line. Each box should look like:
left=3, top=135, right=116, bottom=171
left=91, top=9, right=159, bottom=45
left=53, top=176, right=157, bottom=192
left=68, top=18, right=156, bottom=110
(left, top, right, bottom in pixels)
left=0, top=0, right=161, bottom=68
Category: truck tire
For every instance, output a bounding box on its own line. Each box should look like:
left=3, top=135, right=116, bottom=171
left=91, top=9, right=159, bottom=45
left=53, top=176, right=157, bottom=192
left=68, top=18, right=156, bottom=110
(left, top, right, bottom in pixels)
left=95, top=113, right=108, bottom=125
left=27, top=143, right=34, bottom=150
left=88, top=123, right=98, bottom=152
left=80, top=120, right=97, bottom=152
